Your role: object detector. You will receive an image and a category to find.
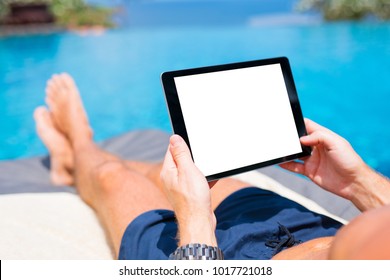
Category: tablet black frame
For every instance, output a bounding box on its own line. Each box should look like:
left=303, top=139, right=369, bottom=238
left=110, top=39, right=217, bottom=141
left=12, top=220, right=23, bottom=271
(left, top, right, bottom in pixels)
left=161, top=56, right=311, bottom=181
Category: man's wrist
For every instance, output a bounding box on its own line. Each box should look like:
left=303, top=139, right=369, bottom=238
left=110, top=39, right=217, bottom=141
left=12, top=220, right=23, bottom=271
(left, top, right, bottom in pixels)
left=349, top=164, right=390, bottom=211
left=177, top=214, right=217, bottom=247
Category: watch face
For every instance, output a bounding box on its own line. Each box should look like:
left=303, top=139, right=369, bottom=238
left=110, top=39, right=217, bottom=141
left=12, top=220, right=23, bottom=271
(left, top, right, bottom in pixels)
left=169, top=243, right=224, bottom=260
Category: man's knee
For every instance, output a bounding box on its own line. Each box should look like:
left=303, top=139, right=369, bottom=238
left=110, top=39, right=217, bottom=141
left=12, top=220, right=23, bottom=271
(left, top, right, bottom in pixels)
left=93, top=160, right=128, bottom=193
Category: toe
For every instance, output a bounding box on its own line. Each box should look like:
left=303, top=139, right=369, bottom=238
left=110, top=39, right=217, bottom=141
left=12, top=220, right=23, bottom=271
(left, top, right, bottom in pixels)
left=45, top=96, right=58, bottom=113
left=57, top=73, right=70, bottom=90
left=34, top=106, right=55, bottom=136
left=51, top=170, right=74, bottom=186
left=33, top=106, right=49, bottom=124
left=62, top=73, right=77, bottom=90
left=52, top=74, right=64, bottom=90
left=46, top=80, right=59, bottom=100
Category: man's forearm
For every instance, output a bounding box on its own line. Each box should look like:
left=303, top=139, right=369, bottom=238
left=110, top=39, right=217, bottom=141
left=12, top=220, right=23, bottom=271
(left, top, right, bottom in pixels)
left=349, top=165, right=390, bottom=211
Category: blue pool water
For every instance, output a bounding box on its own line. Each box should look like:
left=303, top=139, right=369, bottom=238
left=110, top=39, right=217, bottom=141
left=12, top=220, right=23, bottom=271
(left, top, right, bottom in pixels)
left=1, top=19, right=390, bottom=176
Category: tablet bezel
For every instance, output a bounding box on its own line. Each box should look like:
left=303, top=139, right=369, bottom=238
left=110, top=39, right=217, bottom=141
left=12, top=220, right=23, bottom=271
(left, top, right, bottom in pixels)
left=161, top=57, right=311, bottom=181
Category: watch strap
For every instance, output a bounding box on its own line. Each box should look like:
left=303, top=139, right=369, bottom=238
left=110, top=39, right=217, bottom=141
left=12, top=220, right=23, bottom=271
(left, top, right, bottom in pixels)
left=169, top=243, right=224, bottom=260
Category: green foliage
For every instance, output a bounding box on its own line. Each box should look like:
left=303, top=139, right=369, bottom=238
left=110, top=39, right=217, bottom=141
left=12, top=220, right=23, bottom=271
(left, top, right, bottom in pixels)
left=51, top=0, right=114, bottom=28
left=0, top=0, right=115, bottom=27
left=297, top=0, right=390, bottom=20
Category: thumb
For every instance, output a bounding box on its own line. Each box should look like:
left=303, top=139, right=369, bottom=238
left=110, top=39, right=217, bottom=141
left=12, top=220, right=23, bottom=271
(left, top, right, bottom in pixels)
left=300, top=130, right=332, bottom=148
left=169, top=134, right=194, bottom=168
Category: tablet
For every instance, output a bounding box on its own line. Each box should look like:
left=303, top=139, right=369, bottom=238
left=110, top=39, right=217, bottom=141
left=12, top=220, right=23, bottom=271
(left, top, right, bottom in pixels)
left=161, top=57, right=311, bottom=181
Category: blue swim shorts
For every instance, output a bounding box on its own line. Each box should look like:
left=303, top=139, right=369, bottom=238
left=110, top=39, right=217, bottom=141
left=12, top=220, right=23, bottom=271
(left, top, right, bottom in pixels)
left=118, top=187, right=343, bottom=260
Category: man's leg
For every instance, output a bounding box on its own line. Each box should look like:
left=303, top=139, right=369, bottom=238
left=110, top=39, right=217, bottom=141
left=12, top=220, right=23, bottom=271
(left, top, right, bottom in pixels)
left=72, top=142, right=173, bottom=255
left=35, top=73, right=173, bottom=256
left=36, top=73, right=252, bottom=252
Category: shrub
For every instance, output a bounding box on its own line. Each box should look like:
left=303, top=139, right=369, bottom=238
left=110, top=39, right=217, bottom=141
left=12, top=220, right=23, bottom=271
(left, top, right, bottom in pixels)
left=297, top=0, right=390, bottom=20
left=0, top=0, right=115, bottom=27
left=51, top=0, right=114, bottom=28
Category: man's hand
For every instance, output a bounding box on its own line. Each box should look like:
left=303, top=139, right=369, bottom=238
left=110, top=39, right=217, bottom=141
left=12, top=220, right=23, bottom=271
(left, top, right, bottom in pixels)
left=280, top=118, right=390, bottom=211
left=160, top=134, right=217, bottom=246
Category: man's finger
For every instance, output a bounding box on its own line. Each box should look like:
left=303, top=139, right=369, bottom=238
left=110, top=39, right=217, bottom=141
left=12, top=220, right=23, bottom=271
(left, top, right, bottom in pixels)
left=161, top=144, right=178, bottom=185
left=300, top=130, right=336, bottom=149
left=304, top=118, right=334, bottom=135
left=169, top=134, right=194, bottom=168
left=304, top=118, right=326, bottom=134
left=162, top=144, right=176, bottom=170
left=279, top=161, right=305, bottom=175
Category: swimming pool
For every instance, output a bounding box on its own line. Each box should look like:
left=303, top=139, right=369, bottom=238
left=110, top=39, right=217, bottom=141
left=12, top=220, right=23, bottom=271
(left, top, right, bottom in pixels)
left=1, top=21, right=389, bottom=177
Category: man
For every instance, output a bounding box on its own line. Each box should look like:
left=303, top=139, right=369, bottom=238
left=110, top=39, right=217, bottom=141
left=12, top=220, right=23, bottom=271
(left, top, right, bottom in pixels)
left=34, top=73, right=390, bottom=259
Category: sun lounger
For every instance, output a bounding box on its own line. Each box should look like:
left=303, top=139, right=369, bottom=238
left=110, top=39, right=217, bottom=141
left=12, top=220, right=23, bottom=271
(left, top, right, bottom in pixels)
left=0, top=130, right=359, bottom=259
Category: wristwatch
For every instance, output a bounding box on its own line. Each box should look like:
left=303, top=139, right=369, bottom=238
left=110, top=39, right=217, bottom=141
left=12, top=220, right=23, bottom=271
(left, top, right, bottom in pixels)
left=169, top=243, right=224, bottom=260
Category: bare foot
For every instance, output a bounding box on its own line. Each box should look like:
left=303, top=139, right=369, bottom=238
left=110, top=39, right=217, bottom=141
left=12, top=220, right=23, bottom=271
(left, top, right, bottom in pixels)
left=45, top=73, right=93, bottom=147
left=34, top=106, right=74, bottom=186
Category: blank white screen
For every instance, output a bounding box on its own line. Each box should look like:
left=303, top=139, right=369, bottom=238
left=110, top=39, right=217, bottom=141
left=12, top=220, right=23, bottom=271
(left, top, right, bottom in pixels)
left=174, top=63, right=302, bottom=177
